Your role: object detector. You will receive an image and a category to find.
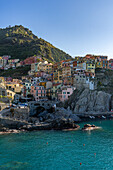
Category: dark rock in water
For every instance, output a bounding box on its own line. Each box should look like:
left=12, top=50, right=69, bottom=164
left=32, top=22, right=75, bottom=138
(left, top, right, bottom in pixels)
left=50, top=117, right=80, bottom=130
left=0, top=105, right=81, bottom=132
left=83, top=124, right=96, bottom=128
left=82, top=124, right=100, bottom=131
left=84, top=124, right=92, bottom=128
left=92, top=124, right=96, bottom=127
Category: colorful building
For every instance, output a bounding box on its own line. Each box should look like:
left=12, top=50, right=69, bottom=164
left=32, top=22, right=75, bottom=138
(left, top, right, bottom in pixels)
left=31, top=85, right=46, bottom=101
left=57, top=86, right=75, bottom=102
left=108, top=59, right=113, bottom=69
left=86, top=60, right=95, bottom=73
left=53, top=69, right=62, bottom=84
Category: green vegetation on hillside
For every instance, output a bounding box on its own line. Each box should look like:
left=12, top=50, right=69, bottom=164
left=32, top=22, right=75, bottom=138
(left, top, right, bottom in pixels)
left=0, top=25, right=72, bottom=62
left=0, top=65, right=30, bottom=78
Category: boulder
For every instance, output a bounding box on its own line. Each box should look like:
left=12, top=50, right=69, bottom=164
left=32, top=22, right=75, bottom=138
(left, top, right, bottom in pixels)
left=50, top=117, right=80, bottom=130
left=82, top=124, right=101, bottom=131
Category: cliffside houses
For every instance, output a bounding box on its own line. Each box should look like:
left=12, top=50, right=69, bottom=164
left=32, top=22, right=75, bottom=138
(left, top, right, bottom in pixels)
left=31, top=85, right=46, bottom=101
left=57, top=86, right=75, bottom=102
left=0, top=53, right=112, bottom=104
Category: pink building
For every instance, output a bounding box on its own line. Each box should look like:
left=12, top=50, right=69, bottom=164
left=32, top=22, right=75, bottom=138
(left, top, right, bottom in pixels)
left=24, top=56, right=36, bottom=65
left=35, top=71, right=49, bottom=79
left=57, top=86, right=76, bottom=102
left=20, top=56, right=39, bottom=66
left=31, top=85, right=46, bottom=101
left=108, top=59, right=113, bottom=69
left=6, top=77, right=13, bottom=82
left=62, top=62, right=70, bottom=67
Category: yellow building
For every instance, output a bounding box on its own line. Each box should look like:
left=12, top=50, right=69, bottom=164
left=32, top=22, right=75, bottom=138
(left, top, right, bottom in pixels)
left=6, top=83, right=23, bottom=93
left=45, top=63, right=53, bottom=73
left=62, top=67, right=72, bottom=78
left=53, top=69, right=62, bottom=84
left=7, top=89, right=16, bottom=100
left=86, top=60, right=95, bottom=73
left=96, top=61, right=102, bottom=68
left=0, top=77, right=5, bottom=83
left=39, top=82, right=46, bottom=88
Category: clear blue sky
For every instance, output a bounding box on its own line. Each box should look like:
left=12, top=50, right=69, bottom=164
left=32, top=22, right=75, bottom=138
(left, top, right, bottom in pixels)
left=1, top=0, right=113, bottom=58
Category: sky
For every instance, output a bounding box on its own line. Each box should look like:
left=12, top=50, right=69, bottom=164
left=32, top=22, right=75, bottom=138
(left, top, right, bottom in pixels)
left=1, top=0, right=113, bottom=59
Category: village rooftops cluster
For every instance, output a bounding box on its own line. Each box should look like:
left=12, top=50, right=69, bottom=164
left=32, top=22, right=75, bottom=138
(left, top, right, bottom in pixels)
left=0, top=54, right=112, bottom=103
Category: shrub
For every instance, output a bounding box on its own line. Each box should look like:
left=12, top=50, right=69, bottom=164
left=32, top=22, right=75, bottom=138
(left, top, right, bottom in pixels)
left=97, top=81, right=102, bottom=86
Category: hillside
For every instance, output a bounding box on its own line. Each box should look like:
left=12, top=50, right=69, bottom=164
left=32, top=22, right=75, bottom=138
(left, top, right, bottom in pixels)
left=0, top=65, right=30, bottom=78
left=0, top=25, right=72, bottom=62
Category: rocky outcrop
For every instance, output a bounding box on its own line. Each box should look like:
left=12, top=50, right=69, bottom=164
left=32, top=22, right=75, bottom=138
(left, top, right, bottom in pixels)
left=0, top=107, right=81, bottom=132
left=41, top=108, right=81, bottom=122
left=0, top=118, right=28, bottom=129
left=2, top=108, right=29, bottom=121
left=65, top=89, right=111, bottom=113
left=82, top=124, right=101, bottom=131
left=49, top=118, right=80, bottom=130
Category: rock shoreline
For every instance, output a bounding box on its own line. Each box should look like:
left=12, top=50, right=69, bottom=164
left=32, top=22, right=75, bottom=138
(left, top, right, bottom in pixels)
left=0, top=107, right=81, bottom=134
left=0, top=99, right=113, bottom=134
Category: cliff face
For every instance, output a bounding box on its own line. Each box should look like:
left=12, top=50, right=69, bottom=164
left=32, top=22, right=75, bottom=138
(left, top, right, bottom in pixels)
left=95, top=68, right=113, bottom=94
left=65, top=89, right=111, bottom=113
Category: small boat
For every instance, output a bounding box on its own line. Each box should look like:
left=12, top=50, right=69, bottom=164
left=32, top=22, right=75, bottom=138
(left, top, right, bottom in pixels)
left=89, top=116, right=93, bottom=119
left=89, top=116, right=95, bottom=119
left=102, top=115, right=106, bottom=119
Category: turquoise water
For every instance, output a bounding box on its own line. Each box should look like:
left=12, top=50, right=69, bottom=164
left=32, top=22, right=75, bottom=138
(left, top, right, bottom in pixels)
left=0, top=120, right=113, bottom=170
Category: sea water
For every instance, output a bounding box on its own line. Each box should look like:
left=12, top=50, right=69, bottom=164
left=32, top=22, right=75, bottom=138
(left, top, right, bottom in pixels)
left=0, top=120, right=113, bottom=170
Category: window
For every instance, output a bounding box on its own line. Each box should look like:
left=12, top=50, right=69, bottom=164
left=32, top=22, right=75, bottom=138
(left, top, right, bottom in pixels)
left=63, top=92, right=66, bottom=94
left=64, top=95, right=66, bottom=98
left=67, top=92, right=70, bottom=94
